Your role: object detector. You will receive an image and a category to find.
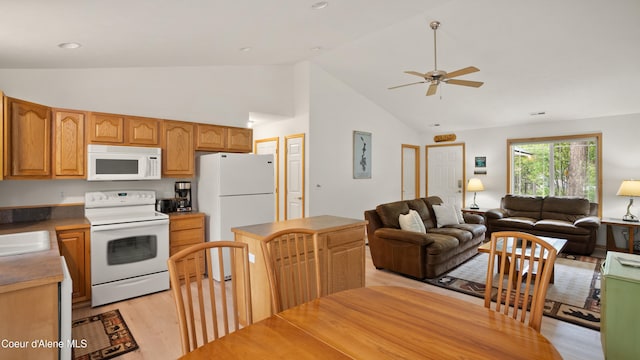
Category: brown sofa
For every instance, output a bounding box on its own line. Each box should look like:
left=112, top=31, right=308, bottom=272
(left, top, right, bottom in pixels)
left=364, top=196, right=486, bottom=279
left=485, top=195, right=600, bottom=255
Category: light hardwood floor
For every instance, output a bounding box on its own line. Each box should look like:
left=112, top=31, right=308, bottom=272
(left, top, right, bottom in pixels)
left=73, top=246, right=604, bottom=359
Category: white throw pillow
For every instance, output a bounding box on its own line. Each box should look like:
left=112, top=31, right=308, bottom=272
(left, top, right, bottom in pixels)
left=398, top=209, right=426, bottom=233
left=432, top=204, right=460, bottom=228
left=454, top=204, right=465, bottom=224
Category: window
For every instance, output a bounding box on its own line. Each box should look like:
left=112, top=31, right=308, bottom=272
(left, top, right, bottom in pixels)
left=507, top=133, right=602, bottom=213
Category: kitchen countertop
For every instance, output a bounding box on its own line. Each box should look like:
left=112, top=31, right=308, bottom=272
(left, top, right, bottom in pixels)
left=0, top=217, right=89, bottom=294
left=168, top=211, right=205, bottom=218
left=231, top=215, right=367, bottom=238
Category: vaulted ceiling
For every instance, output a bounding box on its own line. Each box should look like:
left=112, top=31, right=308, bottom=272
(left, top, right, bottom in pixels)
left=2, top=0, right=639, bottom=133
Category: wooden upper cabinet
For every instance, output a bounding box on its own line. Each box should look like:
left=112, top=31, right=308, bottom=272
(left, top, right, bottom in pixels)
left=162, top=120, right=194, bottom=177
left=5, top=97, right=51, bottom=178
left=125, top=116, right=159, bottom=146
left=195, top=124, right=226, bottom=151
left=53, top=109, right=85, bottom=178
left=87, top=112, right=124, bottom=144
left=227, top=127, right=253, bottom=153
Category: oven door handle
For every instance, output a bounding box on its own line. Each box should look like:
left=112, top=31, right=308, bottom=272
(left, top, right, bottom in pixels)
left=91, top=219, right=169, bottom=232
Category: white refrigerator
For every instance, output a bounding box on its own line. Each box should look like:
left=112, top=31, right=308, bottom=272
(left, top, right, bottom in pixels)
left=197, top=153, right=275, bottom=281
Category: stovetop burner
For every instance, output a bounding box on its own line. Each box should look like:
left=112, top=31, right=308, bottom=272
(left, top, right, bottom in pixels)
left=85, top=190, right=169, bottom=225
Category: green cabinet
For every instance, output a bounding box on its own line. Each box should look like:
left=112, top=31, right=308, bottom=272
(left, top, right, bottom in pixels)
left=601, top=251, right=640, bottom=359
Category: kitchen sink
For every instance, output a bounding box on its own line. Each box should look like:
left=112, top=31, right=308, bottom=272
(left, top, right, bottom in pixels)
left=0, top=230, right=51, bottom=257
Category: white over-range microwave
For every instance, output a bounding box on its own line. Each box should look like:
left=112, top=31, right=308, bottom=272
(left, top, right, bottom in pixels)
left=87, top=144, right=161, bottom=181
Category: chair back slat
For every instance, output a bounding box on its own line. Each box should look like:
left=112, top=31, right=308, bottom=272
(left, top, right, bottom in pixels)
left=168, top=241, right=253, bottom=355
left=261, top=228, right=322, bottom=314
left=484, top=231, right=558, bottom=332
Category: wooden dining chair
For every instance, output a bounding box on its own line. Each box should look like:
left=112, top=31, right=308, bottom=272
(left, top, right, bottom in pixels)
left=260, top=228, right=322, bottom=314
left=167, top=241, right=252, bottom=355
left=484, top=231, right=558, bottom=332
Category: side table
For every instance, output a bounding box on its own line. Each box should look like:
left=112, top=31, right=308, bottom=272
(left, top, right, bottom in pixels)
left=461, top=207, right=489, bottom=224
left=461, top=207, right=489, bottom=216
left=601, top=217, right=640, bottom=254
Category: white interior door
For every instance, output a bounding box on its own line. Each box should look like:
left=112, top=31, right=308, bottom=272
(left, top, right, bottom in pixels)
left=426, top=143, right=465, bottom=207
left=285, top=134, right=305, bottom=219
left=402, top=145, right=420, bottom=200
left=255, top=137, right=280, bottom=221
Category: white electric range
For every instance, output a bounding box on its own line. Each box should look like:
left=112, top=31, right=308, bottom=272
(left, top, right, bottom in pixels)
left=85, top=190, right=169, bottom=307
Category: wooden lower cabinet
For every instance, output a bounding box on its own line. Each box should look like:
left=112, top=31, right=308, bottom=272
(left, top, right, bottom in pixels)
left=56, top=227, right=91, bottom=303
left=232, top=215, right=366, bottom=322
left=0, top=283, right=59, bottom=359
left=169, top=213, right=206, bottom=280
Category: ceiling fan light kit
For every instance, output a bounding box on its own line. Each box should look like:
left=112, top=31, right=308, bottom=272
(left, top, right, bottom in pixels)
left=389, top=20, right=484, bottom=96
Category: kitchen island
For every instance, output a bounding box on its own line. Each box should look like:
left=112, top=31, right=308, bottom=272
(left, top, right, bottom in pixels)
left=0, top=217, right=88, bottom=360
left=232, top=215, right=367, bottom=322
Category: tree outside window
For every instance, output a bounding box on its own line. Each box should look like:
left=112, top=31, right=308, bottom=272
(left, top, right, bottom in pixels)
left=509, top=134, right=601, bottom=204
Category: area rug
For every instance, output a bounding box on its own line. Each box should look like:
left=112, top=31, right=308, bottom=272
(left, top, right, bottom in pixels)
left=72, top=309, right=138, bottom=360
left=424, top=253, right=602, bottom=331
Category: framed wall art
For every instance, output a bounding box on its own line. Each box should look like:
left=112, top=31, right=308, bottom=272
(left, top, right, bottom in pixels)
left=474, top=156, right=487, bottom=175
left=353, top=131, right=372, bottom=179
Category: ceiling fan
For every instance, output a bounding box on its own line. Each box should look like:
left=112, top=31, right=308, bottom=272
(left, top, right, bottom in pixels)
left=389, top=21, right=484, bottom=96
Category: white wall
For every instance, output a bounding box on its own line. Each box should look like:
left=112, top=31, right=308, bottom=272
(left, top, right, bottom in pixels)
left=0, top=65, right=293, bottom=127
left=3, top=62, right=639, bottom=243
left=436, top=113, right=640, bottom=247
left=252, top=62, right=311, bottom=220
left=0, top=179, right=177, bottom=207
left=444, top=113, right=640, bottom=217
left=254, top=62, right=423, bottom=221
left=307, top=63, right=422, bottom=219
left=0, top=65, right=295, bottom=207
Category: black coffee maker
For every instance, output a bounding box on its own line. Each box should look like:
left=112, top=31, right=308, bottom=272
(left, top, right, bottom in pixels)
left=174, top=181, right=192, bottom=212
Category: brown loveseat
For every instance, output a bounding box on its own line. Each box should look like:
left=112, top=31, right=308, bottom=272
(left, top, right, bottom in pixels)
left=485, top=195, right=600, bottom=255
left=364, top=196, right=486, bottom=279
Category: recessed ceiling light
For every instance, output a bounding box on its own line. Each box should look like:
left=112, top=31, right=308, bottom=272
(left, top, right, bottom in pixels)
left=311, top=1, right=329, bottom=10
left=58, top=42, right=82, bottom=49
left=311, top=46, right=323, bottom=51
left=431, top=123, right=441, bottom=127
left=529, top=111, right=546, bottom=116
left=239, top=47, right=252, bottom=52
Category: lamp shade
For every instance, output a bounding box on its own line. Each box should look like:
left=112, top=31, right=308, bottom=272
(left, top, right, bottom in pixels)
left=617, top=180, right=640, bottom=197
left=467, top=178, right=485, bottom=192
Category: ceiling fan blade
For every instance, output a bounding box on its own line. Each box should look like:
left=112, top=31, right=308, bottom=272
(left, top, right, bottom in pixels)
left=444, top=66, right=480, bottom=79
left=388, top=81, right=426, bottom=90
left=445, top=79, right=484, bottom=88
left=404, top=71, right=428, bottom=78
left=426, top=83, right=438, bottom=96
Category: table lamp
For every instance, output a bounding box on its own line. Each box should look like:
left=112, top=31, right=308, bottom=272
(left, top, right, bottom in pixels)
left=467, top=178, right=485, bottom=210
left=616, top=180, right=640, bottom=222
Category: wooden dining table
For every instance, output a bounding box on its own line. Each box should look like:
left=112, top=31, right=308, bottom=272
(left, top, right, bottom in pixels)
left=179, top=286, right=562, bottom=359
